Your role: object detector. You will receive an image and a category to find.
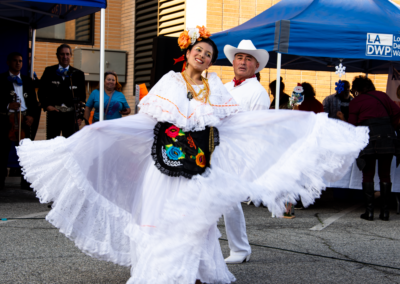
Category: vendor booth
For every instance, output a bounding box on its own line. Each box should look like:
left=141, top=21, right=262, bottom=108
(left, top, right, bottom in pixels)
left=211, top=0, right=400, bottom=195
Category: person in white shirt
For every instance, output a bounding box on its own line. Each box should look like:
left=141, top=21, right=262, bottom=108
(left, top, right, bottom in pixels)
left=223, top=40, right=270, bottom=264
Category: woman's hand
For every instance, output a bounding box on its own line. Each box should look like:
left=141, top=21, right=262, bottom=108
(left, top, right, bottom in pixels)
left=336, top=111, right=345, bottom=121
left=46, top=105, right=59, bottom=112
left=120, top=108, right=131, bottom=115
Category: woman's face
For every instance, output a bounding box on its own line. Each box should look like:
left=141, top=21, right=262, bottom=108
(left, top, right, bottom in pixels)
left=105, top=74, right=116, bottom=90
left=186, top=41, right=213, bottom=72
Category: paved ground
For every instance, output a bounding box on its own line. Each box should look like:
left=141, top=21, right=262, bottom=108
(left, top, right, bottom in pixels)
left=1, top=177, right=400, bottom=284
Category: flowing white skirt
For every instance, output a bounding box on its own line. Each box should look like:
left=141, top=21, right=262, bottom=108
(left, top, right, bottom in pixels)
left=17, top=110, right=369, bottom=284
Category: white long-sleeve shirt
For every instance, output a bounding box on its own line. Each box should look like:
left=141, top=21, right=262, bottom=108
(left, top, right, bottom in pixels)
left=8, top=72, right=27, bottom=112
left=224, top=77, right=270, bottom=111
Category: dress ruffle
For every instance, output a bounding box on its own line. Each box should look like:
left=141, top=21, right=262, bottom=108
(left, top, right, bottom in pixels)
left=139, top=71, right=240, bottom=131
left=17, top=110, right=369, bottom=284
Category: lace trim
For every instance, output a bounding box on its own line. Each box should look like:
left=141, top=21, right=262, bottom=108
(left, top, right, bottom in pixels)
left=139, top=71, right=240, bottom=131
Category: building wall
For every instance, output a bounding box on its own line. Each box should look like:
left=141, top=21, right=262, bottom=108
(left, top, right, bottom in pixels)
left=32, top=0, right=400, bottom=140
left=33, top=0, right=134, bottom=140
left=207, top=0, right=396, bottom=103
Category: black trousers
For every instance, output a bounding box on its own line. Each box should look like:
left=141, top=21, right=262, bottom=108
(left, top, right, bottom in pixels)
left=0, top=114, right=31, bottom=184
left=46, top=111, right=76, bottom=139
left=362, top=154, right=393, bottom=183
left=30, top=105, right=42, bottom=140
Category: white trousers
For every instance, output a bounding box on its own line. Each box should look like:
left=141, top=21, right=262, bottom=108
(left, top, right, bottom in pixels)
left=223, top=202, right=251, bottom=256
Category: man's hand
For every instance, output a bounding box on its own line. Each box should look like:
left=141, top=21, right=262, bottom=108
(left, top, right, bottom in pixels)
left=46, top=106, right=59, bottom=112
left=9, top=102, right=20, bottom=111
left=77, top=119, right=82, bottom=126
left=25, top=116, right=34, bottom=127
left=337, top=111, right=345, bottom=121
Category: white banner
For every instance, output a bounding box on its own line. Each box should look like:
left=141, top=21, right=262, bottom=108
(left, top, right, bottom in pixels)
left=386, top=64, right=400, bottom=107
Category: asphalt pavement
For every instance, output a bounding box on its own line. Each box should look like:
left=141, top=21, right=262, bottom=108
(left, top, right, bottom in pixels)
left=1, top=177, right=400, bottom=284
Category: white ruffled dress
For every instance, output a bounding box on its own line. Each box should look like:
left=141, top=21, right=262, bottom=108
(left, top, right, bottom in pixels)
left=17, top=71, right=369, bottom=284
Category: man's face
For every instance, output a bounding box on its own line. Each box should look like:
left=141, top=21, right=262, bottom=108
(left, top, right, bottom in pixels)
left=7, top=56, right=23, bottom=73
left=232, top=53, right=259, bottom=80
left=57, top=47, right=71, bottom=68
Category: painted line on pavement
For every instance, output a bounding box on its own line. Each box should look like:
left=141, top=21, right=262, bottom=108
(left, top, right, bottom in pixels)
left=0, top=211, right=49, bottom=225
left=309, top=203, right=362, bottom=231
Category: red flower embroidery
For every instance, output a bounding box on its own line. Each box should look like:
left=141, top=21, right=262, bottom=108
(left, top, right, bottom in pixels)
left=165, top=126, right=180, bottom=138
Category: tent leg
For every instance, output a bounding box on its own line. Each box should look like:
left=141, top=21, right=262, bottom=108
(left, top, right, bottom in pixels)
left=275, top=52, right=282, bottom=109
left=99, top=8, right=106, bottom=121
left=30, top=29, right=36, bottom=79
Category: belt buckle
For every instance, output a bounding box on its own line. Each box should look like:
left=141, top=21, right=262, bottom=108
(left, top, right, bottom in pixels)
left=60, top=106, right=69, bottom=112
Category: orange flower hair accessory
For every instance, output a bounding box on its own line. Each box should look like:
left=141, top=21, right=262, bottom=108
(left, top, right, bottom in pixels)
left=177, top=26, right=212, bottom=50
left=178, top=30, right=191, bottom=50
left=196, top=25, right=211, bottom=40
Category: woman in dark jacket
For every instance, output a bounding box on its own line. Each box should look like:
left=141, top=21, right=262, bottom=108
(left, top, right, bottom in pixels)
left=345, top=75, right=400, bottom=221
left=298, top=82, right=324, bottom=114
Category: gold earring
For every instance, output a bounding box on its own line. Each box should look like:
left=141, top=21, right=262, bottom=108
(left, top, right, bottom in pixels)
left=205, top=68, right=209, bottom=78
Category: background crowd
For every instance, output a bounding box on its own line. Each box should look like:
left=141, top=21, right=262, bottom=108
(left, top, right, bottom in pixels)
left=0, top=44, right=130, bottom=191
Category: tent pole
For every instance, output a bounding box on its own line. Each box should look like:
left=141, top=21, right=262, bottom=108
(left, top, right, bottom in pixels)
left=99, top=8, right=105, bottom=121
left=275, top=52, right=282, bottom=109
left=30, top=29, right=36, bottom=79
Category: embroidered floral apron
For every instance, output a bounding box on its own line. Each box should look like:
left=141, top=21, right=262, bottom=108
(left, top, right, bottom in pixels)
left=152, top=122, right=219, bottom=178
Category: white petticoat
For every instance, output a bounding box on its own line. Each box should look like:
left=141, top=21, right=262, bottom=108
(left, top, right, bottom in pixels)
left=17, top=110, right=369, bottom=284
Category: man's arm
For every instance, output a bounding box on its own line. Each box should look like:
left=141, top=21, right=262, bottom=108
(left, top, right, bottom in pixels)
left=75, top=71, right=87, bottom=103
left=322, top=96, right=330, bottom=114
left=0, top=76, right=12, bottom=113
left=24, top=76, right=39, bottom=118
left=38, top=68, right=52, bottom=111
left=251, top=87, right=270, bottom=111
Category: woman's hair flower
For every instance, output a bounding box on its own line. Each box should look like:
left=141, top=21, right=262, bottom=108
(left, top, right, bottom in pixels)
left=178, top=31, right=191, bottom=50
left=188, top=28, right=200, bottom=45
left=165, top=125, right=180, bottom=138
left=178, top=26, right=212, bottom=49
left=196, top=25, right=211, bottom=40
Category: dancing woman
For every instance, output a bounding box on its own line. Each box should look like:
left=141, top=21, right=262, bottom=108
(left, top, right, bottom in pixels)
left=18, top=27, right=368, bottom=283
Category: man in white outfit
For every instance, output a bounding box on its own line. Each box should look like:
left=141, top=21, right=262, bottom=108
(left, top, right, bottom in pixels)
left=223, top=40, right=270, bottom=263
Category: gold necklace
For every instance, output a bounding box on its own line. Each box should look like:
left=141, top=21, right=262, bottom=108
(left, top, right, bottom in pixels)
left=182, top=71, right=211, bottom=104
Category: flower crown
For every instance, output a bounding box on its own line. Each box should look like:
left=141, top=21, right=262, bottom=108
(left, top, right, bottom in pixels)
left=178, top=26, right=212, bottom=50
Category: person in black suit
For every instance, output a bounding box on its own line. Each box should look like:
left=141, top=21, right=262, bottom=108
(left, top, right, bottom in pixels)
left=38, top=44, right=86, bottom=139
left=0, top=52, right=38, bottom=190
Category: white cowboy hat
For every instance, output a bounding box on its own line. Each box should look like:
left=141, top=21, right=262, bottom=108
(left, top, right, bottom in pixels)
left=224, top=40, right=269, bottom=73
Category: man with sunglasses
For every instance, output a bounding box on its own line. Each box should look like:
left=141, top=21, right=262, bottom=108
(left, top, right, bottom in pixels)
left=38, top=44, right=86, bottom=139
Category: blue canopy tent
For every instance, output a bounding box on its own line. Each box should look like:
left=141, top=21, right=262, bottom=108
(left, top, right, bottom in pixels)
left=0, top=0, right=108, bottom=120
left=212, top=0, right=400, bottom=108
